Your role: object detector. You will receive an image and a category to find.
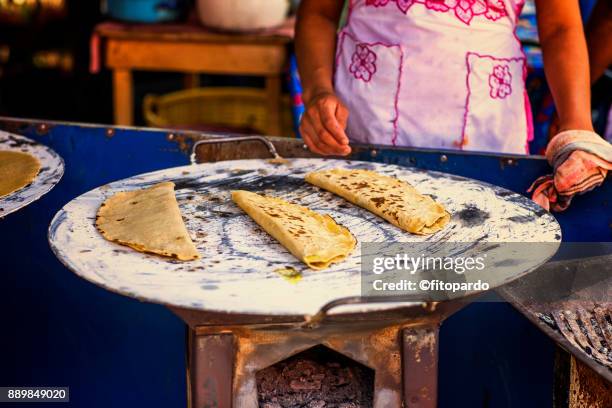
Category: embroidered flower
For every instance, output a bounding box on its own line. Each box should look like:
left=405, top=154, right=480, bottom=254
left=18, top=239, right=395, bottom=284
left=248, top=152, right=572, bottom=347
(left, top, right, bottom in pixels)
left=489, top=64, right=512, bottom=99
left=396, top=0, right=416, bottom=13
left=349, top=44, right=377, bottom=82
left=484, top=0, right=508, bottom=21
left=448, top=0, right=487, bottom=24
left=424, top=0, right=451, bottom=12
left=367, top=0, right=508, bottom=25
left=366, top=0, right=415, bottom=13
left=366, top=0, right=392, bottom=6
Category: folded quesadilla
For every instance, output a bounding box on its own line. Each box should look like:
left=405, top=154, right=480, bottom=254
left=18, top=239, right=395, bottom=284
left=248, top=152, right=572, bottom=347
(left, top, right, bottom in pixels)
left=305, top=169, right=450, bottom=235
left=96, top=182, right=200, bottom=261
left=0, top=151, right=41, bottom=198
left=231, top=190, right=356, bottom=270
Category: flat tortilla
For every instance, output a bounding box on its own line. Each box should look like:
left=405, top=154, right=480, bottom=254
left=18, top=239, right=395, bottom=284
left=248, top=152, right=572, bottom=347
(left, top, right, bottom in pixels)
left=96, top=182, right=200, bottom=261
left=305, top=169, right=450, bottom=235
left=232, top=190, right=356, bottom=270
left=0, top=151, right=41, bottom=198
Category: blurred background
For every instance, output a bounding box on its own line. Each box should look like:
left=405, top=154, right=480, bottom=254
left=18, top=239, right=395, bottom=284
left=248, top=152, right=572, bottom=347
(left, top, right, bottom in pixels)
left=0, top=0, right=608, bottom=151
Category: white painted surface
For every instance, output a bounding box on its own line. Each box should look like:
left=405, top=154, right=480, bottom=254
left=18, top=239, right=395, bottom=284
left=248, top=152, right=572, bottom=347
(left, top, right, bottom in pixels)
left=0, top=131, right=64, bottom=218
left=48, top=159, right=560, bottom=316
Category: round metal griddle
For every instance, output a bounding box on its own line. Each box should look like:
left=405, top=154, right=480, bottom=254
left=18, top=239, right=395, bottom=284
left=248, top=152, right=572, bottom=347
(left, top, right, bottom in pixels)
left=0, top=131, right=64, bottom=218
left=48, top=158, right=561, bottom=316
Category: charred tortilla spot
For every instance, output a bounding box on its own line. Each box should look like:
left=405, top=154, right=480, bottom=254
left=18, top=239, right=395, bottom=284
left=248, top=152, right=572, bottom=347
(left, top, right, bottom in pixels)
left=371, top=197, right=385, bottom=207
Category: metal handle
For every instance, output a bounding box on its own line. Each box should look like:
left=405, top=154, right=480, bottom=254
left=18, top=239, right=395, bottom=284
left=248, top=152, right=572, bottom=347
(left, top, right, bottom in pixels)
left=190, top=135, right=282, bottom=164
left=302, top=296, right=436, bottom=329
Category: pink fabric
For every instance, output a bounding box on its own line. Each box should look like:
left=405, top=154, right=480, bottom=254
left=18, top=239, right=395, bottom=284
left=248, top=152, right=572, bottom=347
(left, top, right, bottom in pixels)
left=529, top=130, right=612, bottom=211
left=461, top=53, right=527, bottom=152
left=489, top=64, right=512, bottom=99
left=336, top=0, right=529, bottom=153
left=335, top=31, right=403, bottom=145
left=349, top=44, right=378, bottom=82
left=365, top=0, right=508, bottom=25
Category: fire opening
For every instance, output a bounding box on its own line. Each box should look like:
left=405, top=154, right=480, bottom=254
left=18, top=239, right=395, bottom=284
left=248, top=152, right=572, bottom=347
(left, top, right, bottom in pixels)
left=256, top=344, right=375, bottom=408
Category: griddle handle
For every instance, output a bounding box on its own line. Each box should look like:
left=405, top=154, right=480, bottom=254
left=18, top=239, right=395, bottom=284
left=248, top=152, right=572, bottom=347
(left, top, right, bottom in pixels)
left=190, top=135, right=281, bottom=164
left=303, top=296, right=436, bottom=329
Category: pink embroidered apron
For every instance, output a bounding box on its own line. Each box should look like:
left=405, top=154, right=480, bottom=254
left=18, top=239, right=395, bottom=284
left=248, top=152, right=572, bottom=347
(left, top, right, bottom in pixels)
left=334, top=0, right=533, bottom=154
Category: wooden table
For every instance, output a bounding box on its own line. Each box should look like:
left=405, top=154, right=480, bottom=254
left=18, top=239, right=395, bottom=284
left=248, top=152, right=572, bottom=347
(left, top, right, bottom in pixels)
left=94, top=22, right=292, bottom=136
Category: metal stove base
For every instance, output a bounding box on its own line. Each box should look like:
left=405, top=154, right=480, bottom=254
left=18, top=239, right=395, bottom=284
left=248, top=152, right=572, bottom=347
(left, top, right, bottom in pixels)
left=174, top=302, right=465, bottom=408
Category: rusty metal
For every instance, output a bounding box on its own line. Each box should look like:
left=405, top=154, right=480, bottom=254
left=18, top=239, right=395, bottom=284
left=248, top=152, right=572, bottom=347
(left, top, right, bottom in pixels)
left=167, top=132, right=205, bottom=153
left=172, top=298, right=466, bottom=407
left=302, top=297, right=445, bottom=330
left=176, top=134, right=557, bottom=407
left=189, top=330, right=235, bottom=408
left=403, top=327, right=439, bottom=408
left=498, top=255, right=612, bottom=383
left=568, top=355, right=612, bottom=408
left=553, top=349, right=571, bottom=408
left=548, top=305, right=611, bottom=369
left=192, top=134, right=319, bottom=164
left=191, top=135, right=283, bottom=163
left=499, top=250, right=612, bottom=407
left=36, top=122, right=50, bottom=135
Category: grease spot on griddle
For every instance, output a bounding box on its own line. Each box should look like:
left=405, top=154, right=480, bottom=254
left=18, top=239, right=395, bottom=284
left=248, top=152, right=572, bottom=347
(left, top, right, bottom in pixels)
left=534, top=208, right=548, bottom=218
left=493, top=259, right=521, bottom=267
left=456, top=205, right=490, bottom=227
left=507, top=215, right=536, bottom=223
left=275, top=266, right=302, bottom=284
left=495, top=190, right=515, bottom=197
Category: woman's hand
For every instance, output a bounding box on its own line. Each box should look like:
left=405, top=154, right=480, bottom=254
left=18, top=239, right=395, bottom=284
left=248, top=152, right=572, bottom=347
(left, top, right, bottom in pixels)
left=296, top=0, right=349, bottom=155
left=300, top=91, right=351, bottom=156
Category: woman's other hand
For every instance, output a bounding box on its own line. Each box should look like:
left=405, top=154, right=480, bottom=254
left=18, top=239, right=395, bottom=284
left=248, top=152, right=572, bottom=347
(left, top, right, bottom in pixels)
left=300, top=91, right=351, bottom=156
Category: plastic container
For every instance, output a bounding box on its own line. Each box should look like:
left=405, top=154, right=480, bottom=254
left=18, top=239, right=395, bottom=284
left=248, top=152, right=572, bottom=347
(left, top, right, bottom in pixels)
left=143, top=87, right=295, bottom=136
left=104, top=0, right=185, bottom=23
left=196, top=0, right=290, bottom=31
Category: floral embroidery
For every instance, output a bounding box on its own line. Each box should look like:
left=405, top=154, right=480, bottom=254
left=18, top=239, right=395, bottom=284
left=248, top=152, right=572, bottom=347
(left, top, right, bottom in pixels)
left=365, top=0, right=508, bottom=25
left=489, top=64, right=512, bottom=99
left=423, top=0, right=451, bottom=12
left=349, top=44, right=377, bottom=82
left=484, top=0, right=508, bottom=21
left=396, top=0, right=416, bottom=13
left=366, top=0, right=391, bottom=5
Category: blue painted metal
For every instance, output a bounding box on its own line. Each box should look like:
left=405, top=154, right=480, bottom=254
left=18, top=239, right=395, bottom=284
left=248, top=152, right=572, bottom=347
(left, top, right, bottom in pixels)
left=0, top=118, right=609, bottom=407
left=0, top=120, right=191, bottom=408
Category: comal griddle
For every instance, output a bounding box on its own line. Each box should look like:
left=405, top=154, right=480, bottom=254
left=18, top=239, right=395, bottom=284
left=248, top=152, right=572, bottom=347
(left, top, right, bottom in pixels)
left=48, top=136, right=561, bottom=407
left=0, top=131, right=64, bottom=218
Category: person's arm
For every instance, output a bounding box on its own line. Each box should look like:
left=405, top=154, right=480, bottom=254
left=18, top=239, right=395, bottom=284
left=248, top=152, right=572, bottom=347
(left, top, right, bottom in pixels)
left=296, top=0, right=351, bottom=156
left=586, top=0, right=612, bottom=83
left=535, top=0, right=594, bottom=133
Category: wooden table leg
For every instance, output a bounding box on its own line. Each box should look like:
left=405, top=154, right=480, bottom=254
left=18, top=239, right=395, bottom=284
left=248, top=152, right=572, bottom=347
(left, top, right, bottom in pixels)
left=113, top=69, right=134, bottom=126
left=265, top=75, right=282, bottom=136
